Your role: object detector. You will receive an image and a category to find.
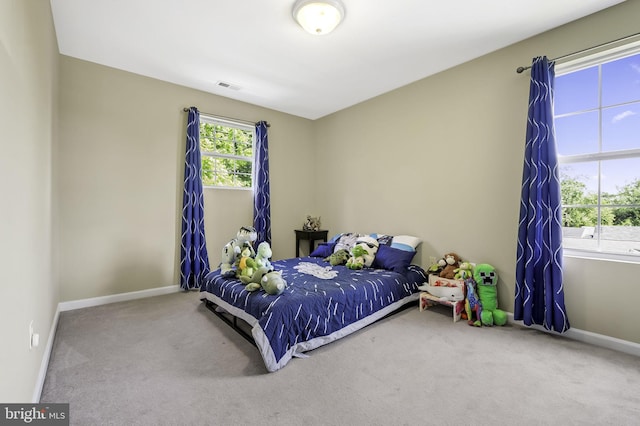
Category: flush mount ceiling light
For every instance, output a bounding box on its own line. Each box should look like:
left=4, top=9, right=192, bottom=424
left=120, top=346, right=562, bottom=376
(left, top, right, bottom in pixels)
left=292, top=0, right=345, bottom=35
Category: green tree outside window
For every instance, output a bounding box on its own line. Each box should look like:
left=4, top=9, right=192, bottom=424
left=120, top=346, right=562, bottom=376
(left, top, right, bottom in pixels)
left=200, top=120, right=253, bottom=188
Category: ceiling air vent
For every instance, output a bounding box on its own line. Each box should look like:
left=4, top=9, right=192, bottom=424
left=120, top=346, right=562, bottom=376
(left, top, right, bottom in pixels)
left=216, top=81, right=241, bottom=91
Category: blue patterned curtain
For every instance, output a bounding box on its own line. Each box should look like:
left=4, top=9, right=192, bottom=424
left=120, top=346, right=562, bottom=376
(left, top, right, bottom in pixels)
left=180, top=107, right=210, bottom=290
left=515, top=57, right=569, bottom=333
left=253, top=121, right=271, bottom=245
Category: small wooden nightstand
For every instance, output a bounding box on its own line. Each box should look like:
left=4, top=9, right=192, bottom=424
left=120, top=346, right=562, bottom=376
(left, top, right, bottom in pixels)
left=295, top=229, right=328, bottom=257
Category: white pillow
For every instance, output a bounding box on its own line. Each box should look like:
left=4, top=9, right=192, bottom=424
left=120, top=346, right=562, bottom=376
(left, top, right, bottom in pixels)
left=390, top=235, right=422, bottom=252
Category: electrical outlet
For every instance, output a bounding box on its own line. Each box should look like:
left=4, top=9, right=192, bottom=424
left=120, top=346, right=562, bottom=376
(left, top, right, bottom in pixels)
left=29, top=320, right=40, bottom=350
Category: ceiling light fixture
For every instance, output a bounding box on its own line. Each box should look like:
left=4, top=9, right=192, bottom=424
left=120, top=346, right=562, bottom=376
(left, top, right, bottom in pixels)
left=292, top=0, right=345, bottom=36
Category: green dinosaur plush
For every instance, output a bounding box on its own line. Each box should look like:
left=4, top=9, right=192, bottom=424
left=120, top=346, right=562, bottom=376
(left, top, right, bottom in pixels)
left=473, top=263, right=507, bottom=326
left=241, top=266, right=270, bottom=287
left=254, top=241, right=273, bottom=270
left=236, top=246, right=257, bottom=281
left=346, top=245, right=368, bottom=270
left=260, top=270, right=287, bottom=295
left=325, top=249, right=350, bottom=266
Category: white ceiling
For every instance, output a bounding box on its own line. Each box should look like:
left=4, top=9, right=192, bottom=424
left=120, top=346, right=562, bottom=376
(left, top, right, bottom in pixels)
left=50, top=0, right=625, bottom=120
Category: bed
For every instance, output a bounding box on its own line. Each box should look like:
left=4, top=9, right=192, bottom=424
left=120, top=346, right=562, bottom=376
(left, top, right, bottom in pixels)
left=200, top=233, right=427, bottom=372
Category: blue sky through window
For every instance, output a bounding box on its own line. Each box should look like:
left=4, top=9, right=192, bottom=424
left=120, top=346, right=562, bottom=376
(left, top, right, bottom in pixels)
left=555, top=52, right=640, bottom=194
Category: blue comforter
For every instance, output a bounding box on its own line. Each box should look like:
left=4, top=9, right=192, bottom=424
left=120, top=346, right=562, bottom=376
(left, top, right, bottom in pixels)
left=200, top=257, right=426, bottom=372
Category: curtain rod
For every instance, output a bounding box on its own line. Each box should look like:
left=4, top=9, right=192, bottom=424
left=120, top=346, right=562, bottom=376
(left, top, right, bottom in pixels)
left=516, top=31, right=640, bottom=74
left=182, top=107, right=270, bottom=127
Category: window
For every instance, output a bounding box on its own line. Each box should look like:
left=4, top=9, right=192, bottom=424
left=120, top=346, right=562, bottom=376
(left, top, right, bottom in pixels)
left=555, top=42, right=640, bottom=260
left=199, top=115, right=255, bottom=189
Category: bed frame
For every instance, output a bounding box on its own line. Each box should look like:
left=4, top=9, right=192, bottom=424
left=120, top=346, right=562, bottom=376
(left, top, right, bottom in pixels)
left=203, top=297, right=417, bottom=349
left=200, top=255, right=427, bottom=372
left=203, top=299, right=257, bottom=347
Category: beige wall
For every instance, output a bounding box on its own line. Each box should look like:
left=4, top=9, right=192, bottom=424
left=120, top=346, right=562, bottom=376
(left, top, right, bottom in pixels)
left=314, top=0, right=640, bottom=344
left=57, top=57, right=316, bottom=301
left=3, top=0, right=639, bottom=404
left=0, top=0, right=59, bottom=402
left=47, top=0, right=640, bottom=344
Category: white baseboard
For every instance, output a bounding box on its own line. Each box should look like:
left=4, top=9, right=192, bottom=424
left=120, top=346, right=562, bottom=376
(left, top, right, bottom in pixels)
left=507, top=313, right=640, bottom=357
left=58, top=285, right=181, bottom=312
left=32, top=306, right=60, bottom=403
left=34, top=284, right=182, bottom=402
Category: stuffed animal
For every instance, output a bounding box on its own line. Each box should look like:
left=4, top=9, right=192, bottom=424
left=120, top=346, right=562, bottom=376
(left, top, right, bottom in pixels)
left=242, top=266, right=271, bottom=288
left=220, top=242, right=237, bottom=277
left=261, top=270, right=287, bottom=295
left=427, top=260, right=442, bottom=275
left=241, top=242, right=274, bottom=286
left=245, top=267, right=287, bottom=295
left=220, top=226, right=258, bottom=276
left=474, top=263, right=507, bottom=326
left=325, top=249, right=350, bottom=266
left=303, top=215, right=321, bottom=231
left=454, top=262, right=474, bottom=280
left=353, top=236, right=379, bottom=267
left=342, top=236, right=380, bottom=270
left=254, top=241, right=273, bottom=270
left=464, top=278, right=482, bottom=327
left=346, top=245, right=368, bottom=270
left=439, top=252, right=461, bottom=279
left=236, top=246, right=257, bottom=281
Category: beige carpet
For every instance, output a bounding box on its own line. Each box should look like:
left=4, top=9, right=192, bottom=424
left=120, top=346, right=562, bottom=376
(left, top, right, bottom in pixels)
left=41, top=291, right=640, bottom=425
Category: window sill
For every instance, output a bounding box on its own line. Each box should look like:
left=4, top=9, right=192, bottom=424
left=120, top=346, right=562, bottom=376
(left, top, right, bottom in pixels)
left=203, top=186, right=253, bottom=191
left=564, top=248, right=640, bottom=264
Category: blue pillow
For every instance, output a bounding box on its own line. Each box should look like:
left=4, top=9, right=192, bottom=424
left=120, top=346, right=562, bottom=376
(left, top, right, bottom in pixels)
left=310, top=241, right=336, bottom=258
left=372, top=244, right=416, bottom=274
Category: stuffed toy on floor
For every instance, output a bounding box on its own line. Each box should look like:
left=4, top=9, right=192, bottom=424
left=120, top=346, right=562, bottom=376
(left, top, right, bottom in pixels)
left=464, top=278, right=482, bottom=327
left=473, top=263, right=507, bottom=326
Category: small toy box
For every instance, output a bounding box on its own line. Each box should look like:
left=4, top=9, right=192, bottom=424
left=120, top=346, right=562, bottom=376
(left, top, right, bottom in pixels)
left=417, top=275, right=466, bottom=322
left=423, top=275, right=465, bottom=301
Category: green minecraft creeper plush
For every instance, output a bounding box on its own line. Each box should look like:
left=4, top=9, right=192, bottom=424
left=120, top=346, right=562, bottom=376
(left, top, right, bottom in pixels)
left=473, top=263, right=507, bottom=326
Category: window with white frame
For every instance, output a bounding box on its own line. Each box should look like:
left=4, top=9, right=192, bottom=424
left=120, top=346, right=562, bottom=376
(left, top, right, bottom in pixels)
left=199, top=115, right=255, bottom=189
left=555, top=42, right=640, bottom=260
